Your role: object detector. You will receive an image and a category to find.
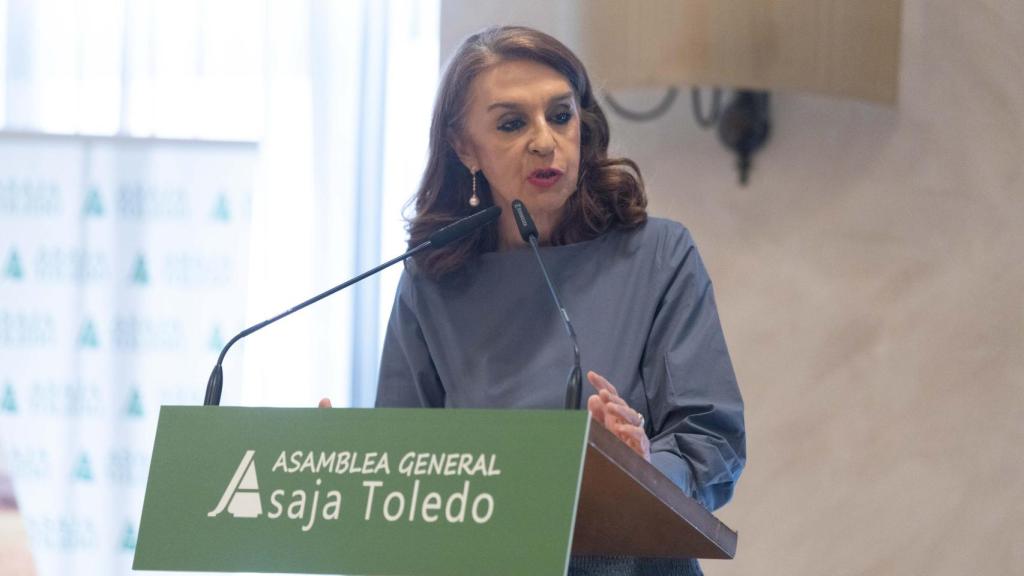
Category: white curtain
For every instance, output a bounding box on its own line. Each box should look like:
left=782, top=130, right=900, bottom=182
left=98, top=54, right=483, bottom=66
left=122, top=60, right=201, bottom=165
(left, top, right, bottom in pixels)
left=2, top=0, right=266, bottom=139
left=241, top=0, right=439, bottom=409
left=0, top=1, right=439, bottom=574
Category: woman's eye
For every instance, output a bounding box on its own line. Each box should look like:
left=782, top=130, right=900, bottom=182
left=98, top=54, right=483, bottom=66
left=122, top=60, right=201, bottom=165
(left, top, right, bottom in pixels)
left=552, top=111, right=573, bottom=124
left=498, top=118, right=525, bottom=132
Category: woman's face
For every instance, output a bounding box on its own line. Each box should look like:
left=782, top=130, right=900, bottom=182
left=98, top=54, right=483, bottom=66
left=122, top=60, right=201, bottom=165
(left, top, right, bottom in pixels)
left=451, top=59, right=581, bottom=237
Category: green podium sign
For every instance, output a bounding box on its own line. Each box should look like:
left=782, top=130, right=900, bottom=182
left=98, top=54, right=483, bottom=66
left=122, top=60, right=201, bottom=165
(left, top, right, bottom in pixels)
left=134, top=407, right=590, bottom=575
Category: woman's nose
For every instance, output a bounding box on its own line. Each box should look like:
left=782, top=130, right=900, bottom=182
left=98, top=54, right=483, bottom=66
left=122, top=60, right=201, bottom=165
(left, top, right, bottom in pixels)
left=528, top=123, right=556, bottom=156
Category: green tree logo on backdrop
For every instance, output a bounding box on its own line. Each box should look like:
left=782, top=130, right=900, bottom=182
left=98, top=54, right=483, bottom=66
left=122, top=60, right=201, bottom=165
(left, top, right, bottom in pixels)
left=210, top=326, right=225, bottom=352
left=121, top=522, right=137, bottom=551
left=74, top=452, right=94, bottom=481
left=132, top=254, right=150, bottom=285
left=126, top=388, right=144, bottom=418
left=79, top=319, right=100, bottom=348
left=1, top=381, right=17, bottom=413
left=83, top=186, right=105, bottom=216
left=4, top=248, right=23, bottom=280
left=212, top=193, right=231, bottom=222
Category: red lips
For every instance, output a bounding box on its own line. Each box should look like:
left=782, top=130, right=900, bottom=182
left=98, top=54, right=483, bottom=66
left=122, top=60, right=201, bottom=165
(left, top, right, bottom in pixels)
left=527, top=167, right=564, bottom=188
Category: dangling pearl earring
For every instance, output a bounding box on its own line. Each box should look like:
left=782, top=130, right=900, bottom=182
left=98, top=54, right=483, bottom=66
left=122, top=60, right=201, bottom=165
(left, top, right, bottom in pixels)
left=469, top=169, right=480, bottom=207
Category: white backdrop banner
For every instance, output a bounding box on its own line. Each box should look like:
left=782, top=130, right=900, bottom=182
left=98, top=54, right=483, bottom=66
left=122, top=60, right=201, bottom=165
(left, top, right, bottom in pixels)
left=0, top=134, right=255, bottom=575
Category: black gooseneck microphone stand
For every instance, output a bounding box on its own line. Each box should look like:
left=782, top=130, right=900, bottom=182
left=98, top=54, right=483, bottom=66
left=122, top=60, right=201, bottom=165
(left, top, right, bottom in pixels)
left=203, top=205, right=502, bottom=406
left=511, top=199, right=583, bottom=410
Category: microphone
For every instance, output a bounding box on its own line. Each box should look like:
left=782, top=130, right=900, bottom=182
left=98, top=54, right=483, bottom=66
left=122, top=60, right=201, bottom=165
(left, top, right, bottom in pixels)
left=203, top=205, right=502, bottom=406
left=511, top=200, right=583, bottom=410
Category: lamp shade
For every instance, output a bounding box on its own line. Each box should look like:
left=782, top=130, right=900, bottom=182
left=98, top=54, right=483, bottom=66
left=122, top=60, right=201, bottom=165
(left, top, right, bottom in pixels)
left=580, top=0, right=902, bottom=104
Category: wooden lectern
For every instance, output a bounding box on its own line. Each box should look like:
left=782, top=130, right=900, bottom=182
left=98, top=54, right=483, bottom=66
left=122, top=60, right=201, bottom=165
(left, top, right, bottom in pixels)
left=573, top=422, right=737, bottom=559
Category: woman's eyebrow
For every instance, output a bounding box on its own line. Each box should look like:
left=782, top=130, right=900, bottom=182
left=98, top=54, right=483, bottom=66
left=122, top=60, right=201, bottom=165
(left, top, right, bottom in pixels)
left=547, top=91, right=574, bottom=105
left=486, top=101, right=521, bottom=112
left=486, top=92, right=575, bottom=112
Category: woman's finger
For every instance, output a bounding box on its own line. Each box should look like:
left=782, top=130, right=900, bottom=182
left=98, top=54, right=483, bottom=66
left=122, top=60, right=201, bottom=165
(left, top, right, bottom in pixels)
left=586, top=394, right=607, bottom=426
left=599, top=388, right=630, bottom=409
left=592, top=390, right=628, bottom=425
left=611, top=420, right=651, bottom=461
left=590, top=372, right=635, bottom=415
left=586, top=370, right=619, bottom=396
left=606, top=401, right=644, bottom=428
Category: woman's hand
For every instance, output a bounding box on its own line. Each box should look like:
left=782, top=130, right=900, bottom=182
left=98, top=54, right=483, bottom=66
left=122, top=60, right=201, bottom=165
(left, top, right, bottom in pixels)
left=585, top=371, right=651, bottom=461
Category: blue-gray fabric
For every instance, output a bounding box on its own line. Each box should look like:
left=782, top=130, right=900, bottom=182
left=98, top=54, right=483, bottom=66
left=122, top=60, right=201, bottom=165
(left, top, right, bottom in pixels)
left=376, top=218, right=745, bottom=575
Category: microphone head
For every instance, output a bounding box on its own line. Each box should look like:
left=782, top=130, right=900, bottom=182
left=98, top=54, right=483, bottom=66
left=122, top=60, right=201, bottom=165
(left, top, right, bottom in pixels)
left=428, top=205, right=501, bottom=248
left=511, top=200, right=538, bottom=243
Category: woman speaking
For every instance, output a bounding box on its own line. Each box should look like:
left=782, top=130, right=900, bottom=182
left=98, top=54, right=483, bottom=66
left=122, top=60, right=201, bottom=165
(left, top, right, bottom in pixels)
left=375, top=26, right=745, bottom=576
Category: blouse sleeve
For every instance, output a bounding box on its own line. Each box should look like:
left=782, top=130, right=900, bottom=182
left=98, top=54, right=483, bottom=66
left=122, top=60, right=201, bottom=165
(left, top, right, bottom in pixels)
left=375, top=268, right=446, bottom=408
left=642, top=226, right=746, bottom=511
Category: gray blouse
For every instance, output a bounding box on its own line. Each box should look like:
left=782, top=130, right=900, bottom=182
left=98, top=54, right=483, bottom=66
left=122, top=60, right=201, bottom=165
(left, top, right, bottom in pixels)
left=376, top=217, right=745, bottom=512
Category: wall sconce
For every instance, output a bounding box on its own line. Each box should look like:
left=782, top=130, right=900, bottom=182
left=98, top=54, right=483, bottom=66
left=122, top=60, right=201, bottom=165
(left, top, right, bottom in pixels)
left=605, top=87, right=771, bottom=186
left=582, top=0, right=902, bottom=185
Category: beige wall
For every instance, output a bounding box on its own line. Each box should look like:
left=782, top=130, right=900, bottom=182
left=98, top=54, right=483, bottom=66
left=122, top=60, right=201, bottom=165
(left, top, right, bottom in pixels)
left=443, top=1, right=1023, bottom=574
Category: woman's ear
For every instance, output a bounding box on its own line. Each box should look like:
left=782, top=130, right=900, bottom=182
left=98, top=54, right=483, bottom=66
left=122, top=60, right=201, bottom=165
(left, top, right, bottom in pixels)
left=447, top=128, right=478, bottom=172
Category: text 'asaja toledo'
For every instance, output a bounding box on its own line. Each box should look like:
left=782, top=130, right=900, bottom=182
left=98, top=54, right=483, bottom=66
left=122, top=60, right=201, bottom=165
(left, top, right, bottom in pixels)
left=208, top=450, right=503, bottom=532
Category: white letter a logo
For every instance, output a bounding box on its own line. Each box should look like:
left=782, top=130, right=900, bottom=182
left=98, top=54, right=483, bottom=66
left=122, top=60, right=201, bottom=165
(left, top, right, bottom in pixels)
left=208, top=450, right=263, bottom=518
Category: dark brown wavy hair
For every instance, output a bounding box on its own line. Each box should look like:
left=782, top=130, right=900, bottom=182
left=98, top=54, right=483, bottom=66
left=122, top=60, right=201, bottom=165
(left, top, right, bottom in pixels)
left=408, top=25, right=647, bottom=279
